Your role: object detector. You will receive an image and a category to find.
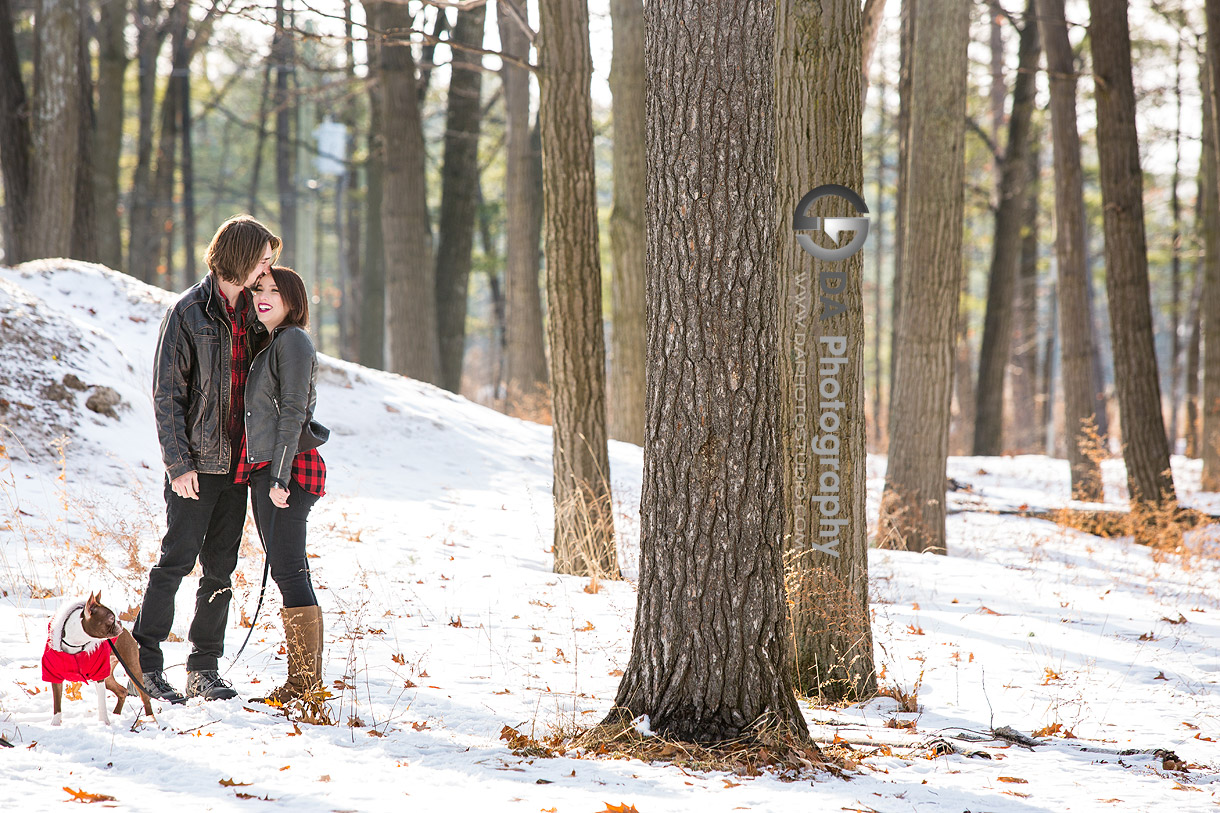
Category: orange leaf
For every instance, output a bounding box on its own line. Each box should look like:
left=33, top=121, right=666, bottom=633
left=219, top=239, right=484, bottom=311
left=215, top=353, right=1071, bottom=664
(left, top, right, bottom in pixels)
left=1194, top=733, right=1215, bottom=742
left=63, top=787, right=117, bottom=803
left=392, top=654, right=406, bottom=665
left=219, top=778, right=252, bottom=787
left=603, top=805, right=640, bottom=813
left=278, top=766, right=290, bottom=771
left=998, top=776, right=1028, bottom=784
left=978, top=606, right=1002, bottom=615
left=64, top=682, right=83, bottom=702
left=576, top=621, right=595, bottom=632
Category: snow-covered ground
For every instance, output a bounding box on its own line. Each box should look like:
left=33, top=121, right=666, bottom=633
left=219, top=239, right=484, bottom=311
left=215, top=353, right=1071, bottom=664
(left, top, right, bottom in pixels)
left=1, top=261, right=1219, bottom=812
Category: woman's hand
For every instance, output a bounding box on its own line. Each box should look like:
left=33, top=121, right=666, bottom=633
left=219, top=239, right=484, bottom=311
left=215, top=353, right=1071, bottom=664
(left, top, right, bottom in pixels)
left=270, top=484, right=290, bottom=509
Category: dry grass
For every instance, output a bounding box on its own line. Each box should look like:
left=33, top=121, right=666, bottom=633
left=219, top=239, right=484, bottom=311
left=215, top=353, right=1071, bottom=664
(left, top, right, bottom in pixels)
left=501, top=710, right=843, bottom=780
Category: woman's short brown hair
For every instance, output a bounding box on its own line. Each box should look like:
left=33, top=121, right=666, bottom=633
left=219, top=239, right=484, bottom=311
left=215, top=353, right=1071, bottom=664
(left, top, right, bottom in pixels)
left=263, top=265, right=310, bottom=329
left=204, top=215, right=282, bottom=285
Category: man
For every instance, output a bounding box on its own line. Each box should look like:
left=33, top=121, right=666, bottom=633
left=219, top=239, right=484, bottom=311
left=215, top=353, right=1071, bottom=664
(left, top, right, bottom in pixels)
left=133, top=215, right=280, bottom=702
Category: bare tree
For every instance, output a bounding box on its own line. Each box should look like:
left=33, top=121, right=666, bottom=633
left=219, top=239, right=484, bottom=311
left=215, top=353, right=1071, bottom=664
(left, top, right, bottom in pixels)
left=1037, top=0, right=1104, bottom=499
left=1203, top=0, right=1220, bottom=488
left=27, top=0, right=81, bottom=259
left=274, top=0, right=296, bottom=263
left=0, top=0, right=32, bottom=263
left=498, top=0, right=548, bottom=411
left=607, top=0, right=646, bottom=446
left=435, top=4, right=487, bottom=394
left=777, top=0, right=874, bottom=702
left=94, top=0, right=127, bottom=271
left=879, top=0, right=971, bottom=553
left=538, top=0, right=615, bottom=577
left=1088, top=0, right=1176, bottom=512
left=608, top=0, right=811, bottom=746
left=974, top=0, right=1041, bottom=456
left=380, top=0, right=440, bottom=382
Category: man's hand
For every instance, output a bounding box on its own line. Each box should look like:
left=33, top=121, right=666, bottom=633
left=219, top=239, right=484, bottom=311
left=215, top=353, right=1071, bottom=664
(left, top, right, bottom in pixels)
left=170, top=471, right=200, bottom=500
left=270, top=485, right=290, bottom=509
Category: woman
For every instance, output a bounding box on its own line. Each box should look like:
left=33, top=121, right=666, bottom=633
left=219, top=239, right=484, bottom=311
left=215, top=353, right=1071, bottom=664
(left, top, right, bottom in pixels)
left=235, top=265, right=330, bottom=706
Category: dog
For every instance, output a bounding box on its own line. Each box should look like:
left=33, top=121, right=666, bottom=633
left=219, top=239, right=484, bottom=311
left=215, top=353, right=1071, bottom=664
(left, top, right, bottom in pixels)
left=42, top=592, right=156, bottom=726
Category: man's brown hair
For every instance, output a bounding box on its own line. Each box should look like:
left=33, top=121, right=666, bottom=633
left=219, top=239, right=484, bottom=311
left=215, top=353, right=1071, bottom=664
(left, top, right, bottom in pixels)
left=263, top=265, right=310, bottom=329
left=204, top=215, right=281, bottom=285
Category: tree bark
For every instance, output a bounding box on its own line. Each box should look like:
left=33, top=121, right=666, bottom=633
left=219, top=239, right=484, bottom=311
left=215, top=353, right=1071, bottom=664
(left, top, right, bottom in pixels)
left=608, top=0, right=646, bottom=446
left=70, top=4, right=96, bottom=263
left=360, top=0, right=385, bottom=370
left=1167, top=31, right=1184, bottom=450
left=1088, top=0, right=1176, bottom=509
left=887, top=0, right=914, bottom=431
left=380, top=0, right=439, bottom=382
left=93, top=0, right=126, bottom=271
left=974, top=1, right=1041, bottom=456
left=1190, top=53, right=1215, bottom=461
left=28, top=0, right=80, bottom=259
left=1009, top=134, right=1041, bottom=453
left=1202, top=0, right=1220, bottom=488
left=1037, top=0, right=1103, bottom=500
left=777, top=0, right=875, bottom=704
left=861, top=0, right=886, bottom=99
left=341, top=0, right=362, bottom=364
left=609, top=0, right=811, bottom=745
left=879, top=0, right=970, bottom=554
left=435, top=4, right=486, bottom=393
left=275, top=0, right=297, bottom=264
left=538, top=0, right=616, bottom=577
left=0, top=0, right=32, bottom=263
left=499, top=0, right=549, bottom=412
left=129, top=0, right=167, bottom=283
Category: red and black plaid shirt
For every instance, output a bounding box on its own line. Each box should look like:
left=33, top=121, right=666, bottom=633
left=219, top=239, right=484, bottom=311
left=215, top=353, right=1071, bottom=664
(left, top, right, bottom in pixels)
left=234, top=435, right=327, bottom=497
left=222, top=292, right=250, bottom=450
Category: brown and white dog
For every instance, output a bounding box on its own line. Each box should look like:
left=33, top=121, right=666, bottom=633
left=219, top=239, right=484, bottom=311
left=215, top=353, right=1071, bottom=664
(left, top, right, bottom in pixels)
left=42, top=593, right=155, bottom=726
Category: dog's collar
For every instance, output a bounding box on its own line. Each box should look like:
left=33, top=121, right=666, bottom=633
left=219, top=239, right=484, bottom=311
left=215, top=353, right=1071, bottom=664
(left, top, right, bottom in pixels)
left=58, top=608, right=90, bottom=654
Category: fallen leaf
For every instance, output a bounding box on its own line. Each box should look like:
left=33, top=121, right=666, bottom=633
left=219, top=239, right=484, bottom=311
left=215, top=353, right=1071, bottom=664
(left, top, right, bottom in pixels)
left=392, top=654, right=406, bottom=665
left=603, top=805, right=640, bottom=813
left=576, top=620, right=595, bottom=632
left=723, top=780, right=740, bottom=788
left=1162, top=613, right=1188, bottom=625
left=978, top=606, right=1002, bottom=615
left=1138, top=632, right=1155, bottom=641
left=319, top=775, right=331, bottom=782
left=63, top=787, right=117, bottom=803
left=1172, top=783, right=1202, bottom=792
left=1194, top=733, right=1215, bottom=742
left=905, top=624, right=924, bottom=635
left=64, top=682, right=83, bottom=701
left=219, top=778, right=252, bottom=787
left=1154, top=671, right=1169, bottom=681
left=608, top=669, right=624, bottom=677
left=998, top=776, right=1028, bottom=784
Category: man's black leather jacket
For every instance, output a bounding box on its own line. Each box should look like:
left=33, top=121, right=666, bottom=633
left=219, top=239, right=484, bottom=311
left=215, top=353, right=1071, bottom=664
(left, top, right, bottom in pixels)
left=243, top=325, right=328, bottom=486
left=153, top=274, right=262, bottom=481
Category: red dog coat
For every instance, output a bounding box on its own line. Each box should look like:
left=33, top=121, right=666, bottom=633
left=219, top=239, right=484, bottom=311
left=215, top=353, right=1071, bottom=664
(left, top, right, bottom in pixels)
left=41, top=621, right=112, bottom=683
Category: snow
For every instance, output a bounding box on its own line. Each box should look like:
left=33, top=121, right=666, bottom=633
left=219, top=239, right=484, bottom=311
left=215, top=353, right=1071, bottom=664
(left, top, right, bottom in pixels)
left=1, top=260, right=1219, bottom=811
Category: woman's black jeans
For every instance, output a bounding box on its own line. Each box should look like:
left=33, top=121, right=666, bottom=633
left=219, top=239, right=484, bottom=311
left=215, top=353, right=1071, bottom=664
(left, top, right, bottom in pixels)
left=249, top=468, right=321, bottom=608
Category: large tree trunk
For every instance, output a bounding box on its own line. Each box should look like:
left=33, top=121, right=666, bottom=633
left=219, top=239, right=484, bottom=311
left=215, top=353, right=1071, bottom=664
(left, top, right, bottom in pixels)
left=973, top=1, right=1041, bottom=456
left=27, top=0, right=81, bottom=259
left=1037, top=0, right=1104, bottom=500
left=0, top=0, right=32, bottom=263
left=879, top=0, right=970, bottom=554
left=538, top=0, right=616, bottom=578
left=380, top=0, right=439, bottom=382
left=1202, top=0, right=1220, bottom=489
left=777, top=0, right=875, bottom=704
left=435, top=4, right=486, bottom=394
left=499, top=0, right=549, bottom=412
left=607, top=0, right=646, bottom=446
left=1088, top=0, right=1176, bottom=510
left=609, top=0, right=810, bottom=745
left=274, top=0, right=297, bottom=263
left=178, top=27, right=195, bottom=285
left=360, top=0, right=385, bottom=370
left=93, top=0, right=126, bottom=272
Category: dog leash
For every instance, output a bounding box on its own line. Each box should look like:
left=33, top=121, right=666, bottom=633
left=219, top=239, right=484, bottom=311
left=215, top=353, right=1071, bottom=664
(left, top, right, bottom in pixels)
left=226, top=498, right=278, bottom=673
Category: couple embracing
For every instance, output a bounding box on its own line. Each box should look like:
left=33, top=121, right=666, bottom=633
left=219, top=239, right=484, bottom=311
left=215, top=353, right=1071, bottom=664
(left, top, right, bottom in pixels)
left=132, top=214, right=329, bottom=708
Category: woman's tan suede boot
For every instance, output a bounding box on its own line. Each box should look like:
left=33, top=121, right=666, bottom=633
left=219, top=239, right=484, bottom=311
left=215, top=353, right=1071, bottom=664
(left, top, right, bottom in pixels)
left=256, top=605, right=323, bottom=705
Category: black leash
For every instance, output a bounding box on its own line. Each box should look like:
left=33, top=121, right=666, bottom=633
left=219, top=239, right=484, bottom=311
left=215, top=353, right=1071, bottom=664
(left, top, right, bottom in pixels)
left=226, top=497, right=278, bottom=672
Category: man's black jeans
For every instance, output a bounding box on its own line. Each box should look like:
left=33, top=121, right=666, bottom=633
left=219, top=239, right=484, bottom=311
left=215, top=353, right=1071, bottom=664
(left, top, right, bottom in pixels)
left=249, top=468, right=320, bottom=608
left=133, top=471, right=247, bottom=673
